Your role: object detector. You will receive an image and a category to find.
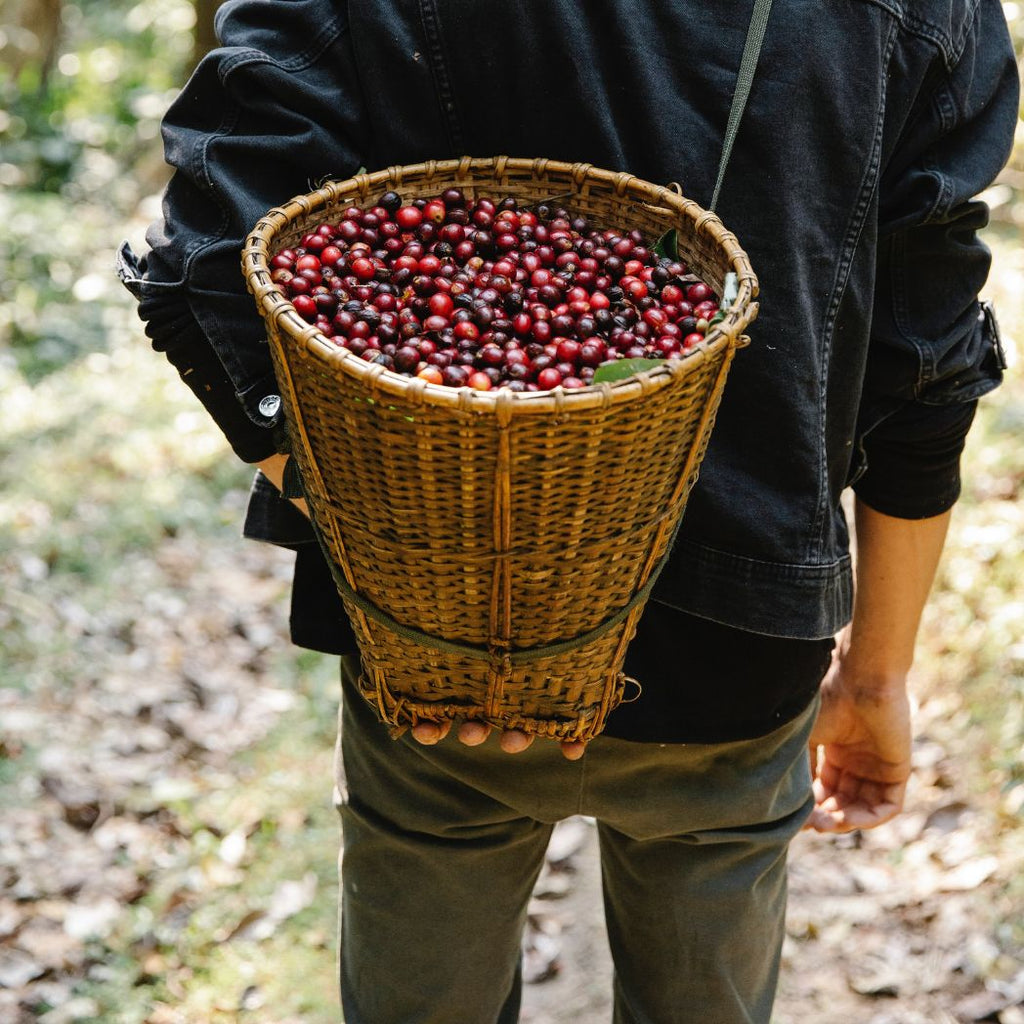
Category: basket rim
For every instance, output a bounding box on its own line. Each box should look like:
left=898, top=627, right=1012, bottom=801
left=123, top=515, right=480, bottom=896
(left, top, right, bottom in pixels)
left=242, top=155, right=759, bottom=414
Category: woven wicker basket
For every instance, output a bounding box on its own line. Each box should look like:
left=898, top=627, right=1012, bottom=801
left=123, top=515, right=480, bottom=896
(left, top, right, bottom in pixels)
left=243, top=156, right=758, bottom=742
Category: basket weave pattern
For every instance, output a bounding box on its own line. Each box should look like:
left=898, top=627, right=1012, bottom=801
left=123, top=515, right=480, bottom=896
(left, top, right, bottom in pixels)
left=243, top=157, right=758, bottom=741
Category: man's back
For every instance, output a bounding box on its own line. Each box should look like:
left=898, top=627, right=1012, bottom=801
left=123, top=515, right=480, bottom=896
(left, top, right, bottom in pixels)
left=153, top=0, right=1015, bottom=639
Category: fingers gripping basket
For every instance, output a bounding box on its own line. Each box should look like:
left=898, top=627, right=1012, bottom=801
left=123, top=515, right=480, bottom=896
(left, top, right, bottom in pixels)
left=243, top=156, right=758, bottom=742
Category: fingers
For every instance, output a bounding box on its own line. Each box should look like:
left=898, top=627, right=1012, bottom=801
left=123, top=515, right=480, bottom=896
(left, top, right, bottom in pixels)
left=498, top=729, right=534, bottom=754
left=805, top=797, right=902, bottom=833
left=412, top=718, right=588, bottom=759
left=457, top=721, right=534, bottom=753
left=805, top=773, right=906, bottom=833
left=813, top=773, right=904, bottom=809
left=410, top=720, right=452, bottom=745
left=411, top=719, right=534, bottom=753
left=457, top=720, right=492, bottom=746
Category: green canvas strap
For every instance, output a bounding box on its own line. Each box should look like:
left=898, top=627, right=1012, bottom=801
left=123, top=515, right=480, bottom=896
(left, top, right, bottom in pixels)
left=280, top=454, right=305, bottom=500
left=709, top=0, right=774, bottom=212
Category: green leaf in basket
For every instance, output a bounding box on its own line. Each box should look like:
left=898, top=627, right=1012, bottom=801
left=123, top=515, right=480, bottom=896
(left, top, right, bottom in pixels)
left=653, top=228, right=680, bottom=261
left=591, top=358, right=666, bottom=384
left=709, top=311, right=726, bottom=327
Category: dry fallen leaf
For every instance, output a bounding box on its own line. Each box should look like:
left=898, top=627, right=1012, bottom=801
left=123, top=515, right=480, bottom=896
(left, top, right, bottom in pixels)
left=12, top=920, right=83, bottom=971
left=939, top=855, right=999, bottom=892
left=36, top=996, right=100, bottom=1024
left=223, top=873, right=318, bottom=944
left=544, top=817, right=592, bottom=867
left=218, top=828, right=248, bottom=867
left=0, top=947, right=46, bottom=989
left=62, top=897, right=123, bottom=941
left=522, top=928, right=561, bottom=985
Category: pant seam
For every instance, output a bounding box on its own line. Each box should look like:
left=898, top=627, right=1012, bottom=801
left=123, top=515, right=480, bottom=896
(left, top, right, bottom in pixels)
left=576, top=745, right=589, bottom=816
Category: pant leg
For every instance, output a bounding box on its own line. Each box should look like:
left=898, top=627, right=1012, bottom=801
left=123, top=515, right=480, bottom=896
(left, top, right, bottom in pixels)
left=335, top=657, right=557, bottom=1024
left=587, top=697, right=818, bottom=1024
left=336, top=650, right=816, bottom=1024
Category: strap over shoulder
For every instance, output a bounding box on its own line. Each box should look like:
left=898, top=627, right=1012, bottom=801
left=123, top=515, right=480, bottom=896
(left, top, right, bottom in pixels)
left=710, top=0, right=774, bottom=211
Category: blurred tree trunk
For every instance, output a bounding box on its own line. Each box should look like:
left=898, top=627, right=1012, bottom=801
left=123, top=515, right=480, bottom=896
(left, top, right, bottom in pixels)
left=191, top=0, right=225, bottom=73
left=1, top=0, right=64, bottom=90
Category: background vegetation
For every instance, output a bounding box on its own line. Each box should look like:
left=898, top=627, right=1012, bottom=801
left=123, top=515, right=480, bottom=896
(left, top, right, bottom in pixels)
left=1, top=2, right=1022, bottom=1021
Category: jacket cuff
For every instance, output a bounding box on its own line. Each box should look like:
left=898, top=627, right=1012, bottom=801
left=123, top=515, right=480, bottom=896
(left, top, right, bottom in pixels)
left=137, top=289, right=280, bottom=464
left=178, top=349, right=280, bottom=464
left=852, top=400, right=977, bottom=519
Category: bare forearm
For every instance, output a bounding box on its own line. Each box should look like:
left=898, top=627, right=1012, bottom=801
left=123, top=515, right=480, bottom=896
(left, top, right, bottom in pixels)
left=805, top=498, right=951, bottom=831
left=842, top=498, right=952, bottom=689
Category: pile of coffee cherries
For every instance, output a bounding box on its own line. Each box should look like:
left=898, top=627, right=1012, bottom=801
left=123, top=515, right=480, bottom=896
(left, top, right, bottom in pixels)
left=268, top=189, right=721, bottom=391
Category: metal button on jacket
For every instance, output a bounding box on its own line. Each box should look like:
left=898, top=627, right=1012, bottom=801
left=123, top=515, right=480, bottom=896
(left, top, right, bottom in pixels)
left=258, top=394, right=282, bottom=419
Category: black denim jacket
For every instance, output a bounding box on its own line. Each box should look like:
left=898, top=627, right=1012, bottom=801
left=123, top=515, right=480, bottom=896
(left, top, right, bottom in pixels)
left=118, top=0, right=1017, bottom=642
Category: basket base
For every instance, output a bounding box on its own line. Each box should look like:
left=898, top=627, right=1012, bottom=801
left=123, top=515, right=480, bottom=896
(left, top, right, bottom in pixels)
left=356, top=669, right=627, bottom=743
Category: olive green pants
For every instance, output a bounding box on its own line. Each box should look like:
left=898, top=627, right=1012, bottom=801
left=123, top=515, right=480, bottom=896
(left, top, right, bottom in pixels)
left=335, top=657, right=816, bottom=1023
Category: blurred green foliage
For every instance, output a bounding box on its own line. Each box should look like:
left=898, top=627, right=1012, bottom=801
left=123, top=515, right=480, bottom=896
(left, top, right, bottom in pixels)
left=2, top=0, right=193, bottom=195
left=1, top=0, right=196, bottom=380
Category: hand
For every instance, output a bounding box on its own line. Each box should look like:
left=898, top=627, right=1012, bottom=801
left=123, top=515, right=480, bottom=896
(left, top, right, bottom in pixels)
left=805, top=640, right=912, bottom=834
left=411, top=719, right=587, bottom=760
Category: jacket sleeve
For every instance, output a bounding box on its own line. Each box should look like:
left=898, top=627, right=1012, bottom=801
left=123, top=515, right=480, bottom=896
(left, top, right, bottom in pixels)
left=852, top=0, right=1017, bottom=519
left=119, top=0, right=368, bottom=462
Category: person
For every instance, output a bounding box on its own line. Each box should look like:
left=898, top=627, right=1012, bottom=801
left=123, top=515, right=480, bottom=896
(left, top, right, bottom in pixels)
left=118, top=1, right=1018, bottom=1020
